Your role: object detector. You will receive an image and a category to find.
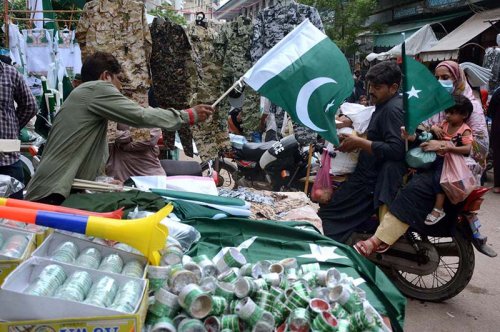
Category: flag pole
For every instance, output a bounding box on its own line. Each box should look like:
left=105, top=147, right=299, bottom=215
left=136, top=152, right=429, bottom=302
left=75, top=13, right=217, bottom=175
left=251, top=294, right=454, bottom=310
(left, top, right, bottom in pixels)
left=3, top=0, right=9, bottom=48
left=401, top=32, right=409, bottom=152
left=304, top=144, right=314, bottom=194
left=211, top=77, right=245, bottom=108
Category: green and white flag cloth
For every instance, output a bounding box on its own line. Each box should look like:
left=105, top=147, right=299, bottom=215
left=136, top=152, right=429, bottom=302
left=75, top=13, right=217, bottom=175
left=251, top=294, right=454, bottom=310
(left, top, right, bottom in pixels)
left=243, top=20, right=354, bottom=145
left=29, top=0, right=57, bottom=30
left=402, top=44, right=455, bottom=134
left=185, top=217, right=406, bottom=331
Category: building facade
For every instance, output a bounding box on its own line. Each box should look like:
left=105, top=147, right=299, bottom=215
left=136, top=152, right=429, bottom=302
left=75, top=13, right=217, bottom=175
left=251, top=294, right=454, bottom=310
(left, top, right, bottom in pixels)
left=182, top=0, right=219, bottom=21
left=214, top=0, right=499, bottom=66
left=214, top=0, right=288, bottom=21
left=367, top=0, right=500, bottom=61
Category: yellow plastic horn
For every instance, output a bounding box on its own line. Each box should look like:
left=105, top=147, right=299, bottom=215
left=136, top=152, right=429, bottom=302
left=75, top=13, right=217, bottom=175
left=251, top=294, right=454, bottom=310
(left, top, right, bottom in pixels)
left=86, top=204, right=173, bottom=265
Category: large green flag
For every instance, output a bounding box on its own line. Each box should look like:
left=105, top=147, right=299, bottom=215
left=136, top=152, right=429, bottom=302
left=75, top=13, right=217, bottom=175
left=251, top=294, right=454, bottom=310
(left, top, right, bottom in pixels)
left=402, top=43, right=454, bottom=134
left=185, top=218, right=406, bottom=331
left=243, top=20, right=354, bottom=145
left=42, top=0, right=57, bottom=31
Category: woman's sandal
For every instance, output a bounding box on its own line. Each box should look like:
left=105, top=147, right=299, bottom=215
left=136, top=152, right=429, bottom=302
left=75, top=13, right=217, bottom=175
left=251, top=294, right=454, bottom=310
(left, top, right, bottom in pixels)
left=425, top=208, right=446, bottom=225
left=375, top=242, right=390, bottom=253
left=353, top=237, right=390, bottom=257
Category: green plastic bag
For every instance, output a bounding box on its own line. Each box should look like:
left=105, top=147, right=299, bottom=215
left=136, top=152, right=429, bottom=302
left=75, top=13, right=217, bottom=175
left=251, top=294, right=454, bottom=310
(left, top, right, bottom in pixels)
left=406, top=147, right=436, bottom=169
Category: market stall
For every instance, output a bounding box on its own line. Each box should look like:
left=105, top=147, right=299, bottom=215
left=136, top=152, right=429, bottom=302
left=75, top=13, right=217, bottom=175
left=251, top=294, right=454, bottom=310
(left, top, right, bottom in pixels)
left=0, top=187, right=406, bottom=331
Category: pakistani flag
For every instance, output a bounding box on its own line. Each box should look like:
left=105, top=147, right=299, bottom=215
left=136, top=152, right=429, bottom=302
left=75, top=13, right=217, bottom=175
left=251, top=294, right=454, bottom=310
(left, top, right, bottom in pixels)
left=402, top=43, right=454, bottom=134
left=243, top=20, right=354, bottom=145
left=29, top=0, right=57, bottom=30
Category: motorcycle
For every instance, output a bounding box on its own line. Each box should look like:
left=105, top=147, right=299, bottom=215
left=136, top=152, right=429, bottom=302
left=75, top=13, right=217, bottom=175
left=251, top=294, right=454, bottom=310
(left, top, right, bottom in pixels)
left=202, top=135, right=321, bottom=192
left=345, top=187, right=497, bottom=302
left=19, top=140, right=44, bottom=186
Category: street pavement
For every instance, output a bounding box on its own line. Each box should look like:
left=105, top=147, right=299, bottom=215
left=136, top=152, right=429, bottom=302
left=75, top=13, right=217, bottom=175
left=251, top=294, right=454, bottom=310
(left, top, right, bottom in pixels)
left=404, top=172, right=500, bottom=331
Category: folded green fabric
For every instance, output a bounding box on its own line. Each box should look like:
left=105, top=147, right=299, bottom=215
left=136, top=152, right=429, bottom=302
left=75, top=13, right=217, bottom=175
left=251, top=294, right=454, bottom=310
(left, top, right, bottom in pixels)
left=151, top=188, right=246, bottom=207
left=62, top=191, right=166, bottom=217
left=171, top=200, right=226, bottom=219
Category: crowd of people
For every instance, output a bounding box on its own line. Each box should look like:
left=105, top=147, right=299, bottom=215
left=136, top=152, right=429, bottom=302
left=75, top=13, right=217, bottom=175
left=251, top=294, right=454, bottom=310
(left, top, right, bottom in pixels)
left=0, top=49, right=499, bottom=257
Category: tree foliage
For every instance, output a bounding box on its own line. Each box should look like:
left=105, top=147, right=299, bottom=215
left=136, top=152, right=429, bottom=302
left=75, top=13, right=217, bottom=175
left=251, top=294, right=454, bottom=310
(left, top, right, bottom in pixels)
left=1, top=0, right=29, bottom=45
left=1, top=0, right=31, bottom=29
left=149, top=3, right=187, bottom=26
left=298, top=0, right=380, bottom=55
left=0, top=0, right=82, bottom=33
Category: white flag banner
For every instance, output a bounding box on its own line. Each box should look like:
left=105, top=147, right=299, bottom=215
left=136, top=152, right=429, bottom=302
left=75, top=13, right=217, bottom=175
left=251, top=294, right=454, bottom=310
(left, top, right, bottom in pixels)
left=29, top=0, right=44, bottom=29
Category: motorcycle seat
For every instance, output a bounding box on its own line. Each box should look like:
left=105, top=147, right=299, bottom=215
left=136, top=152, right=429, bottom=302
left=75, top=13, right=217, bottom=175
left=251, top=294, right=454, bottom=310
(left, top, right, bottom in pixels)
left=241, top=141, right=276, bottom=162
left=160, top=159, right=202, bottom=176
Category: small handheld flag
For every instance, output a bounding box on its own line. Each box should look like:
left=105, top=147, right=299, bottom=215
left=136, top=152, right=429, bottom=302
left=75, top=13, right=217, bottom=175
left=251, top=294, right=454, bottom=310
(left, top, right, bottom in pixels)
left=401, top=40, right=455, bottom=134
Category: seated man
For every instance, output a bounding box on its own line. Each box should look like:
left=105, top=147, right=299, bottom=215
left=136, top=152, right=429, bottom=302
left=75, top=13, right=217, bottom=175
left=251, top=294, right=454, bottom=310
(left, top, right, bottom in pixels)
left=318, top=61, right=406, bottom=241
left=26, top=52, right=213, bottom=205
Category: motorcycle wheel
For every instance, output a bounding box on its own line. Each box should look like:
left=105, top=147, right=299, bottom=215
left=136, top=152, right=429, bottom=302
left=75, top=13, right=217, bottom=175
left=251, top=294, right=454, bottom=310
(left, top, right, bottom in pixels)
left=201, top=159, right=238, bottom=189
left=390, top=232, right=475, bottom=302
left=19, top=154, right=35, bottom=186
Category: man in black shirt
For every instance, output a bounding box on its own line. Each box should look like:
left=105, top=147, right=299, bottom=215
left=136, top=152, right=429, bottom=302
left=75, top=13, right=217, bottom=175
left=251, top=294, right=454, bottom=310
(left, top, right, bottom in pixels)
left=319, top=61, right=406, bottom=241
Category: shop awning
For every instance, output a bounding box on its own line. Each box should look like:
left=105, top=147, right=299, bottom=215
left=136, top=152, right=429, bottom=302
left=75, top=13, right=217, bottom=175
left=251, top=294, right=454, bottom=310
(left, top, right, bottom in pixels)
left=367, top=24, right=439, bottom=61
left=214, top=0, right=250, bottom=20
left=373, top=12, right=470, bottom=48
left=374, top=25, right=422, bottom=48
left=420, top=8, right=500, bottom=62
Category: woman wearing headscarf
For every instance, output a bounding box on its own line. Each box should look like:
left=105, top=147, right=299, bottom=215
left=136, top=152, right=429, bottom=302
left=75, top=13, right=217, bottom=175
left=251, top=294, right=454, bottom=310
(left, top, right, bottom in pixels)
left=424, top=60, right=489, bottom=170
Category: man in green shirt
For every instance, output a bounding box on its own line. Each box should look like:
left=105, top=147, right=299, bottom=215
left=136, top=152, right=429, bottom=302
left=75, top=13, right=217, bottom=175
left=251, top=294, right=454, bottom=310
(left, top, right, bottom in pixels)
left=26, top=52, right=213, bottom=205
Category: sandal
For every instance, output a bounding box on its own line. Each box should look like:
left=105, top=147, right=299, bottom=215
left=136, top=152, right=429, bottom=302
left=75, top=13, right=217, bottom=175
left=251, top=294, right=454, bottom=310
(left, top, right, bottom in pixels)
left=493, top=187, right=500, bottom=194
left=375, top=242, right=390, bottom=253
left=425, top=208, right=446, bottom=225
left=353, top=237, right=390, bottom=257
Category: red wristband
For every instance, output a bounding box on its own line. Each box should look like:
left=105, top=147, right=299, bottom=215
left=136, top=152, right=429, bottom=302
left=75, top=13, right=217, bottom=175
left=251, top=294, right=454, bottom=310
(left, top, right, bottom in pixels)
left=187, top=108, right=195, bottom=126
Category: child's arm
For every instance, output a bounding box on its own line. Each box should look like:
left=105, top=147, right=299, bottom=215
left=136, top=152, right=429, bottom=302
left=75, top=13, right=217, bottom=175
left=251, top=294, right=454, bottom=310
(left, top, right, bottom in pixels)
left=444, top=130, right=472, bottom=155
left=430, top=125, right=445, bottom=140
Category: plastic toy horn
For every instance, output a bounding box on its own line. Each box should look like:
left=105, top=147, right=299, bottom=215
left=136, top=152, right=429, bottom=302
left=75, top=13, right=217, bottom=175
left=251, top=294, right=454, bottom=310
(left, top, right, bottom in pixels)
left=0, top=204, right=172, bottom=265
left=0, top=197, right=124, bottom=219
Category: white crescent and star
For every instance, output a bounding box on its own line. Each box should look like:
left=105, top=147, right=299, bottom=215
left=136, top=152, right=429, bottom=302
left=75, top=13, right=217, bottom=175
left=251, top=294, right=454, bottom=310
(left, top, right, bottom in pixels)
left=299, top=243, right=347, bottom=262
left=325, top=100, right=337, bottom=113
left=296, top=77, right=337, bottom=132
left=406, top=86, right=421, bottom=99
